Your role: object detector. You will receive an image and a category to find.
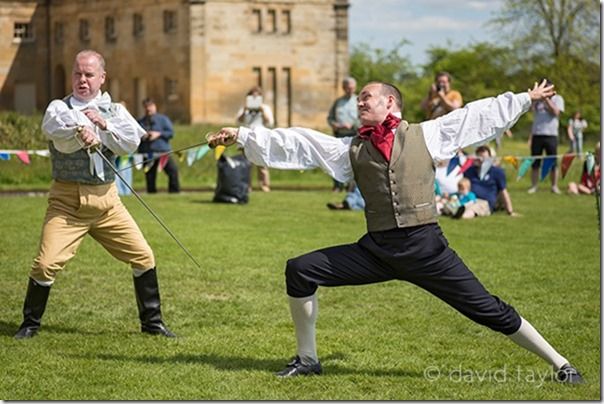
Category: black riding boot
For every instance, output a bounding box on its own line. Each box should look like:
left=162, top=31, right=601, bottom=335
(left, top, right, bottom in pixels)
left=133, top=268, right=176, bottom=337
left=15, top=278, right=51, bottom=339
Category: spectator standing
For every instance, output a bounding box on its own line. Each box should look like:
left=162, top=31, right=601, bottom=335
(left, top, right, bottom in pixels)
left=14, top=50, right=175, bottom=339
left=421, top=71, right=463, bottom=120
left=327, top=77, right=360, bottom=191
left=237, top=87, right=274, bottom=192
left=567, top=111, right=588, bottom=157
left=138, top=98, right=180, bottom=193
left=528, top=79, right=564, bottom=194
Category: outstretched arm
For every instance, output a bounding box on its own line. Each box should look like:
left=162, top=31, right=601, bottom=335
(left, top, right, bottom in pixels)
left=208, top=126, right=354, bottom=184
left=422, top=80, right=555, bottom=161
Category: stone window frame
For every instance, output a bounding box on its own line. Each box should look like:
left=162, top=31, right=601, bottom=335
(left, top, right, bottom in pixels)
left=133, top=13, right=144, bottom=37
left=281, top=9, right=291, bottom=34
left=163, top=10, right=177, bottom=34
left=79, top=19, right=90, bottom=42
left=165, top=77, right=179, bottom=102
left=105, top=16, right=117, bottom=43
left=267, top=9, right=277, bottom=33
left=54, top=21, right=65, bottom=45
left=251, top=9, right=262, bottom=33
left=13, top=22, right=35, bottom=43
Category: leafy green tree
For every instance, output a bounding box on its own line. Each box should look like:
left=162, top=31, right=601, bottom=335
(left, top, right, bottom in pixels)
left=489, top=0, right=599, bottom=63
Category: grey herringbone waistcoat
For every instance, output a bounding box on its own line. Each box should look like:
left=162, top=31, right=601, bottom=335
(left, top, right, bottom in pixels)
left=349, top=121, right=437, bottom=232
left=49, top=95, right=116, bottom=184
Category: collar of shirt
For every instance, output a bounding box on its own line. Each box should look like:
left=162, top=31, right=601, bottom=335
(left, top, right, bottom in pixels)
left=70, top=91, right=112, bottom=111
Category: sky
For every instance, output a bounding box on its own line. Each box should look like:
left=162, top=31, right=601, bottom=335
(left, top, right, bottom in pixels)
left=348, top=0, right=505, bottom=66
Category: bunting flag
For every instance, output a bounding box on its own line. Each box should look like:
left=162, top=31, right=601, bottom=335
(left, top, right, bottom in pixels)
left=586, top=153, right=595, bottom=175
left=446, top=155, right=460, bottom=175
left=158, top=154, right=170, bottom=172
left=34, top=150, right=50, bottom=157
left=540, top=156, right=556, bottom=180
left=187, top=148, right=198, bottom=167
left=517, top=158, right=533, bottom=180
left=196, top=144, right=210, bottom=161
left=560, top=153, right=575, bottom=179
left=502, top=155, right=519, bottom=170
left=0, top=153, right=10, bottom=160
left=143, top=152, right=154, bottom=173
left=214, top=145, right=226, bottom=160
left=459, top=157, right=474, bottom=174
left=176, top=151, right=186, bottom=163
left=479, top=157, right=493, bottom=180
left=15, top=151, right=30, bottom=165
left=133, top=154, right=144, bottom=170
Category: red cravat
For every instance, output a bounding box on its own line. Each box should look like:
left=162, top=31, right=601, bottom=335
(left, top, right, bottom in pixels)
left=358, top=114, right=401, bottom=162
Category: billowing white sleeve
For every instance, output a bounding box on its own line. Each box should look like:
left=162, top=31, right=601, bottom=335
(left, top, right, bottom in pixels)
left=421, top=92, right=531, bottom=161
left=100, top=103, right=144, bottom=155
left=237, top=126, right=354, bottom=183
left=41, top=100, right=94, bottom=153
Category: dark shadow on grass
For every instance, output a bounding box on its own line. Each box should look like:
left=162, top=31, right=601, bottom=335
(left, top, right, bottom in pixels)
left=71, top=351, right=421, bottom=378
left=0, top=320, right=134, bottom=337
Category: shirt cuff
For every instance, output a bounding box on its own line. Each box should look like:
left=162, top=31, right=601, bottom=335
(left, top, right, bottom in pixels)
left=237, top=126, right=251, bottom=146
left=518, top=92, right=532, bottom=111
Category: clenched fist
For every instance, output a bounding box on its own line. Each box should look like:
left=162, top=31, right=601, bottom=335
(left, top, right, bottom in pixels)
left=207, top=127, right=238, bottom=148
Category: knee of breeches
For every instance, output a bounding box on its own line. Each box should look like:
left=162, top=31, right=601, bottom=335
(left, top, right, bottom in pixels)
left=285, top=257, right=305, bottom=282
left=285, top=257, right=317, bottom=297
left=130, top=246, right=155, bottom=271
left=30, top=257, right=61, bottom=283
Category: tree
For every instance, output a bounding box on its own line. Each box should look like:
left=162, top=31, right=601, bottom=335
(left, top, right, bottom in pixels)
left=489, top=0, right=600, bottom=63
left=349, top=40, right=418, bottom=89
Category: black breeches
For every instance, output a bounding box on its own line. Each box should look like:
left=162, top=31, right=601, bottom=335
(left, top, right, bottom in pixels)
left=285, top=223, right=521, bottom=335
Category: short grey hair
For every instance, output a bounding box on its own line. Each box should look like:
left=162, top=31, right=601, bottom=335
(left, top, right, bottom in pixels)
left=75, top=49, right=106, bottom=71
left=342, top=76, right=356, bottom=87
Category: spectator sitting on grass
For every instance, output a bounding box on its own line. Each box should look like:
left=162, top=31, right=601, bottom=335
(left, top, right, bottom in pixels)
left=568, top=142, right=600, bottom=195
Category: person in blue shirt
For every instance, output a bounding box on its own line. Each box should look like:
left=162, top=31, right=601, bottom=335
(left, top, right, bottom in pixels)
left=137, top=98, right=180, bottom=193
left=462, top=145, right=518, bottom=218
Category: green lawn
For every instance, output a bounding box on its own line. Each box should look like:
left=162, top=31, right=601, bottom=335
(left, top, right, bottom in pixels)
left=0, top=165, right=600, bottom=399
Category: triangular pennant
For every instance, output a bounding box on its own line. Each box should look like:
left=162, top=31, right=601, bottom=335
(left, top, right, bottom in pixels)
left=502, top=155, right=519, bottom=170
left=560, top=153, right=575, bottom=179
left=15, top=151, right=30, bottom=165
left=176, top=151, right=185, bottom=163
left=35, top=150, right=50, bottom=157
left=214, top=145, right=226, bottom=160
left=479, top=157, right=493, bottom=180
left=195, top=144, right=210, bottom=161
left=540, top=157, right=556, bottom=181
left=0, top=153, right=10, bottom=160
left=158, top=154, right=170, bottom=172
left=516, top=158, right=533, bottom=180
left=446, top=155, right=460, bottom=175
left=143, top=152, right=154, bottom=173
left=459, top=157, right=474, bottom=174
left=187, top=148, right=198, bottom=167
left=133, top=154, right=144, bottom=170
left=585, top=153, right=595, bottom=175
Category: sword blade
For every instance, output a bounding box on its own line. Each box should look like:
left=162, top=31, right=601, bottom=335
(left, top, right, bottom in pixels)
left=95, top=149, right=202, bottom=269
left=119, top=140, right=210, bottom=172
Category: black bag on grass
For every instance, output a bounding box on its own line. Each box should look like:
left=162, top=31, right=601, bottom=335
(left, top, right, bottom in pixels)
left=213, top=154, right=251, bottom=204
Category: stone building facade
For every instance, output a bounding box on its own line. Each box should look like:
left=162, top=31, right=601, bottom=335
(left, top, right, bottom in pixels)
left=0, top=0, right=350, bottom=127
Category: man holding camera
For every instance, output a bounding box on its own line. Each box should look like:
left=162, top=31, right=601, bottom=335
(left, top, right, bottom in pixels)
left=421, top=71, right=463, bottom=120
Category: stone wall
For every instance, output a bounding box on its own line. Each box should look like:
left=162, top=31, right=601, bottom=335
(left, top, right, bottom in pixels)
left=0, top=0, right=349, bottom=129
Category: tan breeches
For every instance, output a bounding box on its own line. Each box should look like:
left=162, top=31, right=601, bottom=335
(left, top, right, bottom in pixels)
left=30, top=181, right=155, bottom=283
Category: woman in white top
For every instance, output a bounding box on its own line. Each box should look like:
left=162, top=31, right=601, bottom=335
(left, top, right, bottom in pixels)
left=237, top=87, right=274, bottom=192
left=567, top=111, right=588, bottom=157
